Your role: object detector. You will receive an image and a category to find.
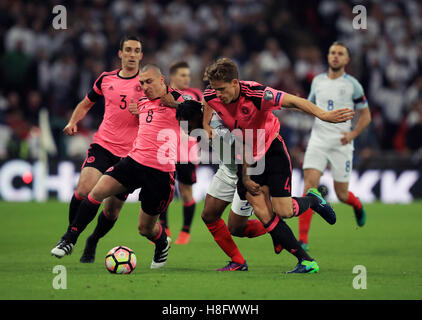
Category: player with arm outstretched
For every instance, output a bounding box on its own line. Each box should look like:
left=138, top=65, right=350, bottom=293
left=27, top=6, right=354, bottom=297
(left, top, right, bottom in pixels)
left=51, top=65, right=190, bottom=268
left=202, top=58, right=354, bottom=273
left=298, top=42, right=371, bottom=251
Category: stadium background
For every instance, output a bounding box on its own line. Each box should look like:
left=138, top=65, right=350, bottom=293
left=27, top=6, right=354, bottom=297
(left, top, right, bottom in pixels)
left=0, top=0, right=421, bottom=203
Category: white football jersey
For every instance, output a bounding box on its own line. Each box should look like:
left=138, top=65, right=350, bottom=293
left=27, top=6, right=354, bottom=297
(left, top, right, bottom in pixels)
left=209, top=111, right=238, bottom=183
left=308, top=72, right=369, bottom=148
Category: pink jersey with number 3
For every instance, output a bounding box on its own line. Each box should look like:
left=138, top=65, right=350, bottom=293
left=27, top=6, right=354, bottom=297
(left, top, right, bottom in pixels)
left=128, top=88, right=185, bottom=172
left=85, top=69, right=144, bottom=157
left=203, top=81, right=286, bottom=160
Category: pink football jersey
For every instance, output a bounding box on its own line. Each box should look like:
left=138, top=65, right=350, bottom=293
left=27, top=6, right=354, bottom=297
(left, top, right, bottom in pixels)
left=203, top=81, right=286, bottom=161
left=128, top=88, right=185, bottom=172
left=86, top=69, right=144, bottom=157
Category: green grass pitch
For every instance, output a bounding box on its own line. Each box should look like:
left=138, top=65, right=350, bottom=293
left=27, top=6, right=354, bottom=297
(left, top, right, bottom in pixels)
left=0, top=200, right=421, bottom=300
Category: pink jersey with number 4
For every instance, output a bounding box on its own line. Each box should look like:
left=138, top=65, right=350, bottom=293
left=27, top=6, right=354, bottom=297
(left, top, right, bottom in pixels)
left=85, top=69, right=144, bottom=157
left=128, top=88, right=185, bottom=172
left=203, top=81, right=286, bottom=160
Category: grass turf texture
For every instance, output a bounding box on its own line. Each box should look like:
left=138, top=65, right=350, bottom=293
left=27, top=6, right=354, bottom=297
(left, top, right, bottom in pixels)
left=0, top=200, right=421, bottom=300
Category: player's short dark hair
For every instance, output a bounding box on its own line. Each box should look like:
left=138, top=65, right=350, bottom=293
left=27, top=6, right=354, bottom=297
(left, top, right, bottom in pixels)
left=203, top=58, right=239, bottom=83
left=170, top=61, right=190, bottom=75
left=119, top=35, right=142, bottom=51
left=176, top=100, right=203, bottom=127
left=330, top=41, right=350, bottom=57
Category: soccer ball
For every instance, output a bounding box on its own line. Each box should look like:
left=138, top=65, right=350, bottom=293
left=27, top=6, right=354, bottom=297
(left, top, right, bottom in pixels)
left=105, top=246, right=137, bottom=274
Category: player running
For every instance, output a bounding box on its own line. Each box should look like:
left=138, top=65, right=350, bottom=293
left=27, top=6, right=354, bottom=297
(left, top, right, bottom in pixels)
left=158, top=61, right=202, bottom=244
left=60, top=35, right=144, bottom=263
left=51, top=65, right=186, bottom=269
left=202, top=58, right=354, bottom=273
left=298, top=42, right=371, bottom=251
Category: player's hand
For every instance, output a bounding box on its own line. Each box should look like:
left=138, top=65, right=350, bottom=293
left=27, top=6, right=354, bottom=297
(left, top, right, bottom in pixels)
left=129, top=98, right=138, bottom=115
left=203, top=124, right=214, bottom=139
left=341, top=131, right=355, bottom=145
left=321, top=108, right=355, bottom=123
left=243, top=177, right=261, bottom=196
left=161, top=93, right=177, bottom=108
left=63, top=122, right=78, bottom=135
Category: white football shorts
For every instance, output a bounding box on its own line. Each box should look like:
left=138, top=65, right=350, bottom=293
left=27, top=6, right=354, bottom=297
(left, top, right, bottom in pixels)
left=207, top=167, right=253, bottom=217
left=303, top=141, right=353, bottom=183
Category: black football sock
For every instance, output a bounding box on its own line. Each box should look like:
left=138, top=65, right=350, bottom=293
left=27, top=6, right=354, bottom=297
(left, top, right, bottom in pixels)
left=182, top=200, right=196, bottom=233
left=264, top=214, right=313, bottom=262
left=292, top=196, right=318, bottom=217
left=64, top=195, right=102, bottom=244
left=150, top=224, right=168, bottom=249
left=89, top=210, right=117, bottom=242
left=67, top=191, right=85, bottom=232
left=159, top=209, right=168, bottom=229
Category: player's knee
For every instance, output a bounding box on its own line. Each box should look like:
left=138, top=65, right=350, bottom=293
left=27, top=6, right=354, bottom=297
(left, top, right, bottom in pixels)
left=228, top=224, right=245, bottom=237
left=336, top=190, right=349, bottom=202
left=104, top=208, right=120, bottom=220
left=274, top=207, right=294, bottom=219
left=201, top=210, right=218, bottom=224
left=75, top=188, right=89, bottom=199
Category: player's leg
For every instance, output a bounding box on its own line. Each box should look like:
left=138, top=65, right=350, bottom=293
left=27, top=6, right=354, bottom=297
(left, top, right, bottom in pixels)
left=298, top=168, right=323, bottom=250
left=174, top=163, right=197, bottom=244
left=51, top=174, right=127, bottom=258
left=333, top=181, right=366, bottom=227
left=330, top=147, right=366, bottom=227
left=138, top=165, right=175, bottom=269
left=69, top=167, right=102, bottom=228
left=299, top=141, right=329, bottom=249
left=80, top=195, right=126, bottom=263
left=138, top=207, right=171, bottom=269
left=175, top=182, right=195, bottom=244
left=202, top=194, right=248, bottom=271
left=69, top=144, right=115, bottom=229
left=227, top=190, right=266, bottom=238
left=159, top=209, right=171, bottom=237
left=203, top=171, right=248, bottom=271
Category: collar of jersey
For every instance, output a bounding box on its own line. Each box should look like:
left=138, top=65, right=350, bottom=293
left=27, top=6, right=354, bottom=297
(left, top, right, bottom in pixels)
left=117, top=69, right=139, bottom=79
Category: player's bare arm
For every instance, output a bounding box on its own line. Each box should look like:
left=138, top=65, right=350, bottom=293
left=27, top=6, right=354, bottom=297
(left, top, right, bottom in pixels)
left=281, top=93, right=355, bottom=123
left=63, top=97, right=95, bottom=135
left=341, top=106, right=371, bottom=145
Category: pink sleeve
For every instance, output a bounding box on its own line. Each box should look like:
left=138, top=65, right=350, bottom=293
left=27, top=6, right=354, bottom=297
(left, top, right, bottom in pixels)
left=261, top=87, right=286, bottom=112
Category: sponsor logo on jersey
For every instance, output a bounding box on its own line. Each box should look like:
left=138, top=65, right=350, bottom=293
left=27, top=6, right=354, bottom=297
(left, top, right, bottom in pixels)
left=183, top=94, right=193, bottom=100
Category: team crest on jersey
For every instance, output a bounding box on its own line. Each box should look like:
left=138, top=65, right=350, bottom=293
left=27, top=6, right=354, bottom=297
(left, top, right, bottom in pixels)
left=109, top=85, right=114, bottom=90
left=263, top=90, right=274, bottom=101
left=106, top=166, right=114, bottom=172
left=183, top=94, right=193, bottom=100
left=87, top=156, right=95, bottom=163
left=135, top=84, right=142, bottom=92
left=241, top=107, right=250, bottom=115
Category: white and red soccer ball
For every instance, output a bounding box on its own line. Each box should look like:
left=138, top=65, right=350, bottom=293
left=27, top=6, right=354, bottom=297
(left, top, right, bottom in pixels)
left=105, top=246, right=137, bottom=274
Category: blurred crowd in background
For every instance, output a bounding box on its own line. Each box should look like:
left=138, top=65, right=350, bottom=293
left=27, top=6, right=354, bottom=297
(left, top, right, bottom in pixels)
left=0, top=0, right=421, bottom=169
